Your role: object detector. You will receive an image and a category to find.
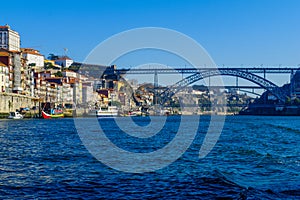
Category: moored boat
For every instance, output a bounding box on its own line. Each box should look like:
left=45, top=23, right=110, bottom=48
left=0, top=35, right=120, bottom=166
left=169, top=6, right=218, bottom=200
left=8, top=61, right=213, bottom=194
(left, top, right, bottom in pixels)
left=7, top=111, right=23, bottom=119
left=96, top=106, right=118, bottom=118
left=41, top=110, right=64, bottom=119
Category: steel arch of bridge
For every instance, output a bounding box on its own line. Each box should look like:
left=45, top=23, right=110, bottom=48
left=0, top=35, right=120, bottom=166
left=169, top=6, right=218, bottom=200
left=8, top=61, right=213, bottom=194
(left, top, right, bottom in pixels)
left=159, top=69, right=289, bottom=104
left=237, top=89, right=262, bottom=97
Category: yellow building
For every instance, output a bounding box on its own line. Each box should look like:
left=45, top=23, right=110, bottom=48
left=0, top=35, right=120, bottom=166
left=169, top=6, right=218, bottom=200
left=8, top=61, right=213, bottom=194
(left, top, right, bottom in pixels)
left=0, top=61, right=8, bottom=92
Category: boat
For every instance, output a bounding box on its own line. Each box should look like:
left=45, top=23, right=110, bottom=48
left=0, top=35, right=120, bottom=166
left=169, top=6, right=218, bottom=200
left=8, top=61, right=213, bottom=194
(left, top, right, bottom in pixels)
left=41, top=108, right=64, bottom=119
left=126, top=110, right=141, bottom=117
left=42, top=111, right=64, bottom=119
left=7, top=111, right=23, bottom=119
left=96, top=106, right=118, bottom=118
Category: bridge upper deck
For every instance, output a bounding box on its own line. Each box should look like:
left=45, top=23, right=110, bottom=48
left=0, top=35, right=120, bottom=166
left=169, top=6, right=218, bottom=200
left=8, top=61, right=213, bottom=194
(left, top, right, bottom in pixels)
left=115, top=67, right=299, bottom=75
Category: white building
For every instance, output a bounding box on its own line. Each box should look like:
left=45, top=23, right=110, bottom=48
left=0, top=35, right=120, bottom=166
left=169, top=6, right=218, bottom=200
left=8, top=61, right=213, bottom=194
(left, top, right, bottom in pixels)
left=62, top=83, right=73, bottom=103
left=0, top=25, right=20, bottom=52
left=0, top=49, right=22, bottom=93
left=0, top=61, right=9, bottom=92
left=82, top=81, right=95, bottom=103
left=55, top=56, right=73, bottom=68
left=21, top=48, right=44, bottom=68
left=62, top=70, right=77, bottom=78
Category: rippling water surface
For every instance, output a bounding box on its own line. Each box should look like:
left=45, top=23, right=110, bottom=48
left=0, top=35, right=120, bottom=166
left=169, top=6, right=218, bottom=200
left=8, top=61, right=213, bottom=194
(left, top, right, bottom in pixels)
left=0, top=116, right=299, bottom=199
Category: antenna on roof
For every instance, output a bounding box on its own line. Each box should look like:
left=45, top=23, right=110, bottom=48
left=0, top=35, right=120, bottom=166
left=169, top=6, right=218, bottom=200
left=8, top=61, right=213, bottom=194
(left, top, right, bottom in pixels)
left=63, top=48, right=68, bottom=56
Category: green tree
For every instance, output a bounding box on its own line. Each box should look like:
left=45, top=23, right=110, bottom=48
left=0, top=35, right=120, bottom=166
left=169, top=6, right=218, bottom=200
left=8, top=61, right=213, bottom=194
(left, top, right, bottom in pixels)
left=285, top=97, right=291, bottom=105
left=294, top=98, right=300, bottom=105
left=68, top=65, right=80, bottom=72
left=54, top=71, right=63, bottom=77
left=44, top=61, right=55, bottom=69
left=48, top=53, right=59, bottom=60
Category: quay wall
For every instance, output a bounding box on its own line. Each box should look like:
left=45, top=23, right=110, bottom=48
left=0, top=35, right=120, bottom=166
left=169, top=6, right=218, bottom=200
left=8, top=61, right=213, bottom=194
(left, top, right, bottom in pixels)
left=0, top=93, right=38, bottom=114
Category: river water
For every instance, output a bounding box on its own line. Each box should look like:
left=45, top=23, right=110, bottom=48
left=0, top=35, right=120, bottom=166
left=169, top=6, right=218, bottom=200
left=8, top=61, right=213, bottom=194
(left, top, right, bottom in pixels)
left=0, top=116, right=299, bottom=199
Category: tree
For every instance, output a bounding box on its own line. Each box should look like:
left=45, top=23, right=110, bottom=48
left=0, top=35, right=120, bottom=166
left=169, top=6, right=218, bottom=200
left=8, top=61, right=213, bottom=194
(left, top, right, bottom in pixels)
left=294, top=98, right=300, bottom=105
left=54, top=71, right=63, bottom=77
left=68, top=65, right=80, bottom=72
left=44, top=62, right=55, bottom=69
left=47, top=53, right=59, bottom=60
left=285, top=97, right=291, bottom=105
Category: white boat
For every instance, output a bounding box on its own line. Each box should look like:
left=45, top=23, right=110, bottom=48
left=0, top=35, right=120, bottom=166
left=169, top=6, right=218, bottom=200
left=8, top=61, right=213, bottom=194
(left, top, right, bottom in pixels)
left=8, top=111, right=23, bottom=119
left=96, top=106, right=118, bottom=118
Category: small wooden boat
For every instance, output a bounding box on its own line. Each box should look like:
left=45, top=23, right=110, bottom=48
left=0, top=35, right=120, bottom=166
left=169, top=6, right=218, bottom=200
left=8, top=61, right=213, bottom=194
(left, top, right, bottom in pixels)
left=41, top=110, right=64, bottom=119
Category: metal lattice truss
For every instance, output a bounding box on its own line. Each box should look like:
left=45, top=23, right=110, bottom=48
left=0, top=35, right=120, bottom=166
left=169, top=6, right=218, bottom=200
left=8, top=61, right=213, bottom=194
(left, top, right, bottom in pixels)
left=159, top=69, right=289, bottom=104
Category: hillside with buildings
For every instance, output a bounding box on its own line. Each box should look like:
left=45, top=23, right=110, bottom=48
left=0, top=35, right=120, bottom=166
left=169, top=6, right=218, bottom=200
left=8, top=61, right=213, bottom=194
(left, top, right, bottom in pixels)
left=0, top=24, right=254, bottom=116
left=240, top=71, right=300, bottom=115
left=0, top=24, right=102, bottom=115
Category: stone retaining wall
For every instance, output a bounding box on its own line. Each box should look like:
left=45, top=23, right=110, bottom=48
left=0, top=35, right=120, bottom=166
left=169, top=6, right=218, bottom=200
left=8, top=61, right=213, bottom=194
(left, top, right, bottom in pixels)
left=0, top=93, right=38, bottom=113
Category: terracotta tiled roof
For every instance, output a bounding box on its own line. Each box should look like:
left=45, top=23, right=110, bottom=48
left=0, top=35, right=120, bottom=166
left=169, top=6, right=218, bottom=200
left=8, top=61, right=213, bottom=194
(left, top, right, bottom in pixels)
left=56, top=56, right=72, bottom=61
left=9, top=50, right=20, bottom=53
left=21, top=48, right=43, bottom=56
left=0, top=61, right=7, bottom=67
left=0, top=49, right=20, bottom=54
left=0, top=52, right=9, bottom=56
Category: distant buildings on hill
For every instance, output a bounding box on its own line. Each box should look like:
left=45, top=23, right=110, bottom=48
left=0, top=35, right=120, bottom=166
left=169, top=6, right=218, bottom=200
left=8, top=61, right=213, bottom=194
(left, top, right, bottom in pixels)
left=0, top=24, right=105, bottom=106
left=55, top=56, right=73, bottom=68
left=2, top=24, right=300, bottom=115
left=21, top=48, right=45, bottom=68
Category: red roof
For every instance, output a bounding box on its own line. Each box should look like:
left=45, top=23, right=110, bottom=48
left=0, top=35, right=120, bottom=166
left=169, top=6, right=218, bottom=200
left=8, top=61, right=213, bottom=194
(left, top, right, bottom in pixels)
left=0, top=48, right=20, bottom=54
left=0, top=25, right=9, bottom=29
left=21, top=48, right=42, bottom=56
left=63, top=69, right=76, bottom=72
left=0, top=52, right=9, bottom=56
left=56, top=56, right=72, bottom=61
left=0, top=61, right=7, bottom=67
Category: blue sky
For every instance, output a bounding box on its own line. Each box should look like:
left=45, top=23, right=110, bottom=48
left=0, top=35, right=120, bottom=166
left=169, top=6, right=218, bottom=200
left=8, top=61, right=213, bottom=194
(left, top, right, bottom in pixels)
left=1, top=0, right=300, bottom=68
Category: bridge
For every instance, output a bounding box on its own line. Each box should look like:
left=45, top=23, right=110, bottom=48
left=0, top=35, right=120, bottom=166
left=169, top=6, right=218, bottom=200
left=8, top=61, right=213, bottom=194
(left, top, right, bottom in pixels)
left=158, top=68, right=291, bottom=104
left=103, top=66, right=299, bottom=104
left=116, top=67, right=298, bottom=75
